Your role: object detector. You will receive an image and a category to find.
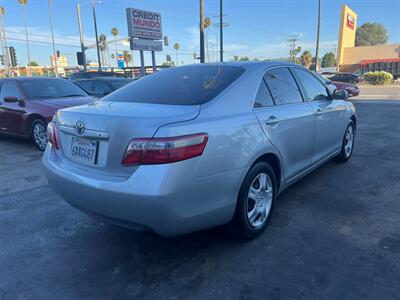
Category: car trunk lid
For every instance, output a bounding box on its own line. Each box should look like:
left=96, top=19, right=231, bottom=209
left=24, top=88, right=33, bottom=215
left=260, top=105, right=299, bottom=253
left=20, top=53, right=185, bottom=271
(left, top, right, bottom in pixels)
left=55, top=101, right=200, bottom=178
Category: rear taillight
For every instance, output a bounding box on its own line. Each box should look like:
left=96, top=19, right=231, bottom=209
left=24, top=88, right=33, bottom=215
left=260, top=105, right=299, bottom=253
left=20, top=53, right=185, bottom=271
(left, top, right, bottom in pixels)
left=122, top=133, right=208, bottom=166
left=47, top=122, right=59, bottom=150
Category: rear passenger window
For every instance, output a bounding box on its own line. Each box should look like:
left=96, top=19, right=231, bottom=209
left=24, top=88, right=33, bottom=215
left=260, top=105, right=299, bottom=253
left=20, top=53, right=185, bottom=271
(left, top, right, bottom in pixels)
left=264, top=67, right=303, bottom=104
left=254, top=80, right=274, bottom=108
left=292, top=68, right=330, bottom=101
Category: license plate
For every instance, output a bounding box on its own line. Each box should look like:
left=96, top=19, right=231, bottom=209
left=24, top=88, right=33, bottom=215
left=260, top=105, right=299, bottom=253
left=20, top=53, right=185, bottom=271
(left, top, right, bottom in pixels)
left=70, top=137, right=98, bottom=164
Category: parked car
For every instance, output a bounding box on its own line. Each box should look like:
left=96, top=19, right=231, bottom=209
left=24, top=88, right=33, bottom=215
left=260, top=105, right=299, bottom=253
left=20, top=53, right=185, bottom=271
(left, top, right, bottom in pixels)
left=43, top=62, right=356, bottom=238
left=321, top=71, right=336, bottom=76
left=331, top=81, right=360, bottom=97
left=70, top=71, right=125, bottom=81
left=0, top=77, right=93, bottom=150
left=74, top=78, right=133, bottom=99
left=329, top=73, right=361, bottom=84
left=314, top=72, right=337, bottom=93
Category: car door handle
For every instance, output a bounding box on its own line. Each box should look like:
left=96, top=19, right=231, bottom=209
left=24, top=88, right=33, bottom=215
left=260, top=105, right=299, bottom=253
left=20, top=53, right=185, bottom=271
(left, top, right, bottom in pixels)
left=316, top=109, right=323, bottom=116
left=265, top=116, right=280, bottom=125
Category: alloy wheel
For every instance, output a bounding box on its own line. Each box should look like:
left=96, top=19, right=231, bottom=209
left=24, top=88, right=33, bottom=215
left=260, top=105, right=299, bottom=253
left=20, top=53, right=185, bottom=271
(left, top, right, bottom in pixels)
left=247, top=173, right=273, bottom=229
left=344, top=125, right=354, bottom=157
left=33, top=122, right=48, bottom=150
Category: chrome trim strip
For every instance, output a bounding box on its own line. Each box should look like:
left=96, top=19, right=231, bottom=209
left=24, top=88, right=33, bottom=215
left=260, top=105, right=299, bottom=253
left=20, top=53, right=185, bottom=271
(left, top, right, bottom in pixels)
left=59, top=125, right=110, bottom=140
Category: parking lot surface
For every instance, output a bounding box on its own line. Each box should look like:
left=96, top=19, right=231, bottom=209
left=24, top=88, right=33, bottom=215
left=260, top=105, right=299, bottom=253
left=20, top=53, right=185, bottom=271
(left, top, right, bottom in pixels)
left=1, top=101, right=399, bottom=299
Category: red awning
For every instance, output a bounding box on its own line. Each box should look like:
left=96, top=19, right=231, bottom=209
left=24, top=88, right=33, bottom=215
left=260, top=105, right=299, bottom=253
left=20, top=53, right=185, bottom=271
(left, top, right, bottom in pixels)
left=360, top=58, right=400, bottom=67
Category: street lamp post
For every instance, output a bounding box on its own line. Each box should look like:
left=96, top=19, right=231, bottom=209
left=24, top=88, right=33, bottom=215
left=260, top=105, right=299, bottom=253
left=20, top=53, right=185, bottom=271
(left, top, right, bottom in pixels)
left=219, top=0, right=223, bottom=62
left=199, top=0, right=205, bottom=63
left=92, top=0, right=102, bottom=71
left=76, top=3, right=87, bottom=71
left=48, top=0, right=58, bottom=77
left=314, top=0, right=321, bottom=72
left=0, top=7, right=10, bottom=76
left=18, top=0, right=32, bottom=76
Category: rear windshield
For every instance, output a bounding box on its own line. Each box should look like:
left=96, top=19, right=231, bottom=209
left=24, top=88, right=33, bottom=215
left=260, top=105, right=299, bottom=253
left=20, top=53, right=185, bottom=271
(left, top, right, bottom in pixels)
left=109, top=80, right=132, bottom=90
left=102, top=65, right=244, bottom=105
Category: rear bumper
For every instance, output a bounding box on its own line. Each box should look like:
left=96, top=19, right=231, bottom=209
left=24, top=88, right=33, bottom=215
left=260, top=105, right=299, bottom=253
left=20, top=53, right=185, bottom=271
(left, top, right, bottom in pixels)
left=42, top=147, right=243, bottom=236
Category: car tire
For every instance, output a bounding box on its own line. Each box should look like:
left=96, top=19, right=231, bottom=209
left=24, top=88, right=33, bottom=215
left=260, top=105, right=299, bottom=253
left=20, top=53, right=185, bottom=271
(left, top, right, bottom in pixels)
left=232, top=162, right=277, bottom=239
left=30, top=119, right=48, bottom=151
left=335, top=120, right=355, bottom=162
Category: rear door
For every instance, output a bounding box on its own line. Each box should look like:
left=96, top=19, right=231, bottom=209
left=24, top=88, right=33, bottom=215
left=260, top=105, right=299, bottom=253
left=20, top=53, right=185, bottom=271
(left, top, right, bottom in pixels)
left=253, top=67, right=316, bottom=180
left=291, top=67, right=346, bottom=163
left=0, top=82, right=26, bottom=134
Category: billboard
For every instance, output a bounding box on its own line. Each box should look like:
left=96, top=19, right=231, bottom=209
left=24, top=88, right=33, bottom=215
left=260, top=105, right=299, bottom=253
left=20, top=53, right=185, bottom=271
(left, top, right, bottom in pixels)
left=126, top=8, right=162, bottom=40
left=337, top=5, right=357, bottom=66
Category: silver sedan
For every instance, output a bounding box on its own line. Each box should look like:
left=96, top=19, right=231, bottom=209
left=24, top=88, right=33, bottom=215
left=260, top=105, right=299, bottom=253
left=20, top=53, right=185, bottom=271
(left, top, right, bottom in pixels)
left=42, top=62, right=356, bottom=238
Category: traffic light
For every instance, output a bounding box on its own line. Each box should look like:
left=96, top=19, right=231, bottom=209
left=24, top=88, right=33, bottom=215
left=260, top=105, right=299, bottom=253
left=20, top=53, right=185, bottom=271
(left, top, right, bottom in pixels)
left=163, top=36, right=169, bottom=46
left=76, top=52, right=84, bottom=66
left=56, top=50, right=60, bottom=57
left=9, top=46, right=17, bottom=67
left=0, top=55, right=4, bottom=66
left=166, top=55, right=171, bottom=62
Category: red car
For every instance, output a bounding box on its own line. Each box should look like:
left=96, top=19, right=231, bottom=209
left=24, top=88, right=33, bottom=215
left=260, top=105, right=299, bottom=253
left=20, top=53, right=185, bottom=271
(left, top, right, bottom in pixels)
left=331, top=81, right=360, bottom=97
left=0, top=77, right=93, bottom=150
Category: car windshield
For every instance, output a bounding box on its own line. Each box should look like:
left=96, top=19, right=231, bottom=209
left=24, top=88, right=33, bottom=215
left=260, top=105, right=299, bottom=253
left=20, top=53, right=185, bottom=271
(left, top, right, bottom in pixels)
left=102, top=65, right=245, bottom=105
left=21, top=79, right=88, bottom=99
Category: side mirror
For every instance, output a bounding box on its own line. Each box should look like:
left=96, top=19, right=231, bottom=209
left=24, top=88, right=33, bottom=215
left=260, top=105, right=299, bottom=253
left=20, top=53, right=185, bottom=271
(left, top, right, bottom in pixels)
left=4, top=96, right=19, bottom=103
left=333, top=89, right=348, bottom=100
left=325, top=79, right=332, bottom=85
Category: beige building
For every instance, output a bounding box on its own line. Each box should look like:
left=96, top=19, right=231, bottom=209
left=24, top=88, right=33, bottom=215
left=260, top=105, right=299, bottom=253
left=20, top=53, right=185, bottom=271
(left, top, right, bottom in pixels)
left=337, top=5, right=400, bottom=76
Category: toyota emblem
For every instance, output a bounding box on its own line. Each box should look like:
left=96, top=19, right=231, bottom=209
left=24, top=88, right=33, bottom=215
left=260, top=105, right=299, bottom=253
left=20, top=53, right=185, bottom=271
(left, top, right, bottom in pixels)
left=75, top=121, right=86, bottom=135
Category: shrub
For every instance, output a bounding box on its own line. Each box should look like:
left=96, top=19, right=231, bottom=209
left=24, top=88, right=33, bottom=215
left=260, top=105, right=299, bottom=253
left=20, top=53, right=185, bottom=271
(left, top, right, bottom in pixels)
left=363, top=71, right=393, bottom=85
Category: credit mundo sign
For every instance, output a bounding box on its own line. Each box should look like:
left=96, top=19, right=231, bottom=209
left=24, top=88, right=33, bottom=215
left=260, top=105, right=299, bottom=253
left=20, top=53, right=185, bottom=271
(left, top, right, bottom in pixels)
left=126, top=8, right=162, bottom=40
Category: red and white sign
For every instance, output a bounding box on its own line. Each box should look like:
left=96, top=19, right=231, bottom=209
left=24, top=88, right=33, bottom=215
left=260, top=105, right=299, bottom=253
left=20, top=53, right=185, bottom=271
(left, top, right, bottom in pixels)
left=126, top=8, right=162, bottom=40
left=346, top=14, right=355, bottom=30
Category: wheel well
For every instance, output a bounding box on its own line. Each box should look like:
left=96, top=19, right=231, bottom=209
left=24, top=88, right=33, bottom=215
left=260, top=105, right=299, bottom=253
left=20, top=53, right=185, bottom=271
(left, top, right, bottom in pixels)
left=26, top=114, right=47, bottom=138
left=351, top=115, right=357, bottom=129
left=253, top=153, right=281, bottom=190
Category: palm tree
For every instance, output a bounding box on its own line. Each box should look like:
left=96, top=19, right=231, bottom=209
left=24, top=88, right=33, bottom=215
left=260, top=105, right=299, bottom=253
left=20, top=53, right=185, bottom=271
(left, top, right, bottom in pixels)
left=18, top=0, right=32, bottom=76
left=98, top=34, right=107, bottom=66
left=204, top=17, right=212, bottom=62
left=111, top=27, right=119, bottom=66
left=173, top=43, right=180, bottom=66
left=300, top=50, right=313, bottom=69
left=123, top=51, right=132, bottom=67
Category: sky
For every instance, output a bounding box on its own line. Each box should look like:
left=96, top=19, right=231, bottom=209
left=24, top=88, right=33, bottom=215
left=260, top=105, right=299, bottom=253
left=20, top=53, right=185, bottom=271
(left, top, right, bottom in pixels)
left=0, top=0, right=399, bottom=67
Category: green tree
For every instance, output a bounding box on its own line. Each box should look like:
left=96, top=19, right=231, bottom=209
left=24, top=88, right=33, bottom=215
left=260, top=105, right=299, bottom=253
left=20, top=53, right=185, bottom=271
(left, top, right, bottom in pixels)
left=355, top=22, right=388, bottom=46
left=28, top=61, right=38, bottom=66
left=123, top=51, right=132, bottom=67
left=98, top=34, right=107, bottom=65
left=111, top=27, right=119, bottom=66
left=290, top=46, right=302, bottom=63
left=173, top=42, right=180, bottom=66
left=321, top=52, right=336, bottom=68
left=204, top=17, right=212, bottom=62
left=300, top=51, right=313, bottom=68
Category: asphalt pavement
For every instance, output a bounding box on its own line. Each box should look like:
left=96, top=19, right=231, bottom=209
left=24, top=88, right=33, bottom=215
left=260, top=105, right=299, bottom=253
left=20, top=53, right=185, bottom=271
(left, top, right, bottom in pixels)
left=0, top=101, right=399, bottom=300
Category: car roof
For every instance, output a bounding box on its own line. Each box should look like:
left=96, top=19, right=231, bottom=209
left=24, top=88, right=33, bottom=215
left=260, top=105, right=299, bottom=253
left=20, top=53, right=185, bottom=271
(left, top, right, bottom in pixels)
left=0, top=77, right=66, bottom=82
left=176, top=61, right=304, bottom=71
left=75, top=77, right=131, bottom=82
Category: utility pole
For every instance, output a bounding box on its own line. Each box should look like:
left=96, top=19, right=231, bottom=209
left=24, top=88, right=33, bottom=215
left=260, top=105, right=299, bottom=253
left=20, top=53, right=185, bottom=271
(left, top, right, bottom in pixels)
left=314, top=0, right=321, bottom=72
left=48, top=0, right=58, bottom=77
left=76, top=3, right=87, bottom=71
left=92, top=0, right=101, bottom=71
left=288, top=36, right=298, bottom=62
left=219, top=0, right=223, bottom=61
left=199, top=0, right=205, bottom=63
